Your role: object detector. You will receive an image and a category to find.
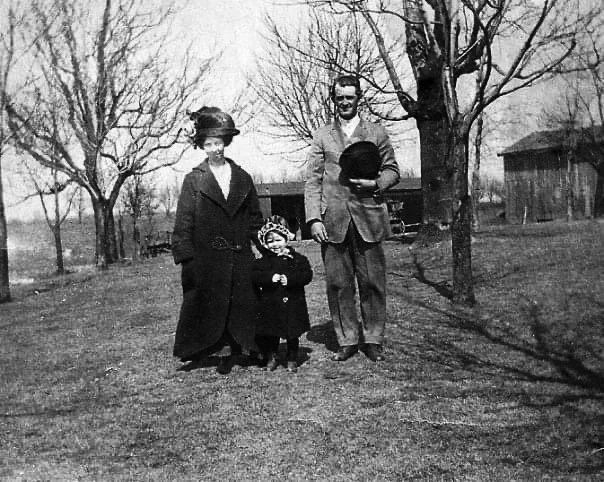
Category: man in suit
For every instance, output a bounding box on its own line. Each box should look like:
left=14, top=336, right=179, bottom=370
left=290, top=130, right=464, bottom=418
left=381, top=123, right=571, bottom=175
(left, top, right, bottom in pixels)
left=304, top=74, right=400, bottom=362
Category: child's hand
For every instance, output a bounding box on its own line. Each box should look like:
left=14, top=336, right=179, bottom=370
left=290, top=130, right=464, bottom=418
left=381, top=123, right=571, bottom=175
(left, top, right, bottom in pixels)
left=279, top=274, right=288, bottom=286
left=272, top=273, right=281, bottom=283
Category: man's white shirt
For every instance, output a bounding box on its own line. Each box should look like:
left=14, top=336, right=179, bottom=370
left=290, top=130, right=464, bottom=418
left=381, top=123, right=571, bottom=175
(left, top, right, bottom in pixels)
left=339, top=114, right=360, bottom=139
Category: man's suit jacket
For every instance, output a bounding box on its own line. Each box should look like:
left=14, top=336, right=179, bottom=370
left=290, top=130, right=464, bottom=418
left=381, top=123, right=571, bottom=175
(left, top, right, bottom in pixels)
left=304, top=119, right=400, bottom=243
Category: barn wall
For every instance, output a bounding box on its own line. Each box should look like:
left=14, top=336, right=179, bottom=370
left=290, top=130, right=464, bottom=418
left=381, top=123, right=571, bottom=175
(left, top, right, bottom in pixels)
left=504, top=149, right=599, bottom=223
left=258, top=197, right=272, bottom=219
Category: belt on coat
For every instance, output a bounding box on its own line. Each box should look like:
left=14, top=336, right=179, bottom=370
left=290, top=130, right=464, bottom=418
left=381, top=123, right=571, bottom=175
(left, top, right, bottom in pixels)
left=354, top=193, right=385, bottom=202
left=210, top=236, right=242, bottom=252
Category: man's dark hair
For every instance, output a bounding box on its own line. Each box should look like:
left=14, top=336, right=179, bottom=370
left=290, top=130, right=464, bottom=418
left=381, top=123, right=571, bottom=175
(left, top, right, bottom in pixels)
left=330, top=74, right=362, bottom=101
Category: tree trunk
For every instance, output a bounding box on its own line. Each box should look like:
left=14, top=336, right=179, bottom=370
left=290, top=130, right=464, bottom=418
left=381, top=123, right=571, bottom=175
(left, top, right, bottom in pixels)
left=117, top=214, right=126, bottom=260
left=91, top=196, right=119, bottom=267
left=0, top=157, right=10, bottom=303
left=92, top=202, right=108, bottom=268
left=403, top=1, right=454, bottom=238
left=52, top=180, right=64, bottom=275
left=417, top=116, right=454, bottom=229
left=53, top=226, right=64, bottom=275
left=566, top=155, right=574, bottom=222
left=471, top=170, right=481, bottom=230
left=594, top=166, right=604, bottom=218
left=450, top=128, right=475, bottom=305
left=471, top=112, right=484, bottom=230
left=105, top=207, right=118, bottom=262
left=132, top=217, right=140, bottom=262
left=78, top=189, right=84, bottom=224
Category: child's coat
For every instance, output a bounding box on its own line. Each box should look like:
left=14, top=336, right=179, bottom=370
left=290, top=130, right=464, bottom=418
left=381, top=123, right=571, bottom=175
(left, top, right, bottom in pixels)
left=252, top=248, right=313, bottom=339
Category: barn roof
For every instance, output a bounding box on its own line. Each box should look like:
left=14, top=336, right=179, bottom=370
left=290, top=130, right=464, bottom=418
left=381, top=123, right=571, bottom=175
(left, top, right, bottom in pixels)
left=256, top=178, right=421, bottom=197
left=499, top=125, right=604, bottom=156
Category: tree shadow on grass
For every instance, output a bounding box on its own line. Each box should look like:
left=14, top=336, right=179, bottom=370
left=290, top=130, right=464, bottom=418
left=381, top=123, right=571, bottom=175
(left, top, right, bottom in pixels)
left=390, top=287, right=604, bottom=397
left=450, top=308, right=601, bottom=393
left=396, top=253, right=604, bottom=393
left=408, top=250, right=454, bottom=300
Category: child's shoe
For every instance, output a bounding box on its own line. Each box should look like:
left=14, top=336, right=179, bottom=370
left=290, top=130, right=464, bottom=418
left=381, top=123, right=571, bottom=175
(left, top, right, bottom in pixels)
left=286, top=361, right=298, bottom=373
left=265, top=354, right=279, bottom=371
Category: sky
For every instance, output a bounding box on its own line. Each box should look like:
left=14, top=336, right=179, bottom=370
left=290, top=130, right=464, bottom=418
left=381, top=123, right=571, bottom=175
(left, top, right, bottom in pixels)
left=5, top=0, right=295, bottom=220
left=3, top=0, right=523, bottom=222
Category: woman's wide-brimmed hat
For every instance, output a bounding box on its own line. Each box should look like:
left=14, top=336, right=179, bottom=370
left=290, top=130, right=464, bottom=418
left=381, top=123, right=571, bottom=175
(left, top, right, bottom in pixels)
left=339, top=141, right=381, bottom=180
left=189, top=106, right=240, bottom=138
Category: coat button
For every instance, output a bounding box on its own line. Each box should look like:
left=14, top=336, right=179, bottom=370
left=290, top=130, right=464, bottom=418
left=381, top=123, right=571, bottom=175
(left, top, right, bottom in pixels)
left=282, top=297, right=288, bottom=303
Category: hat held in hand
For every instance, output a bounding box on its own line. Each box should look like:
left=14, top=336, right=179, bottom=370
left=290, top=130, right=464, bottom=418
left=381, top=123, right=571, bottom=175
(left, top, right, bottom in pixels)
left=339, top=141, right=381, bottom=180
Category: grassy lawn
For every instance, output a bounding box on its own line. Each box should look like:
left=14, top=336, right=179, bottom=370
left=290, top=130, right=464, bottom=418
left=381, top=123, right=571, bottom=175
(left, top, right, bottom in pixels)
left=1, top=219, right=603, bottom=480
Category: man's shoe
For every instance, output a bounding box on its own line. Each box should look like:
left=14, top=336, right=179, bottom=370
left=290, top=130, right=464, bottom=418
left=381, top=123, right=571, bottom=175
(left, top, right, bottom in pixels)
left=364, top=343, right=384, bottom=362
left=332, top=345, right=358, bottom=361
left=287, top=361, right=298, bottom=373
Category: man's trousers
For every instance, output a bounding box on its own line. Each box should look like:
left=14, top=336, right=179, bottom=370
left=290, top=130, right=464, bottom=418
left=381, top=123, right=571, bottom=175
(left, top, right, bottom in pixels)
left=321, top=222, right=386, bottom=346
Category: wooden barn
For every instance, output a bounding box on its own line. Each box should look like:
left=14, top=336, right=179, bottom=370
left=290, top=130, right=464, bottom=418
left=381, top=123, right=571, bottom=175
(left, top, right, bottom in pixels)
left=498, top=126, right=604, bottom=223
left=256, top=178, right=422, bottom=239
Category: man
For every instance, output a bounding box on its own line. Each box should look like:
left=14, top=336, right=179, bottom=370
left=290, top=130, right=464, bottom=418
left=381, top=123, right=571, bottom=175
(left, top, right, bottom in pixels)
left=304, top=74, right=400, bottom=362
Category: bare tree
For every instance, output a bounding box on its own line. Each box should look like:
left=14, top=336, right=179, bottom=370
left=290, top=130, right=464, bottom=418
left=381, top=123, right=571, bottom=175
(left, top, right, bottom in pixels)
left=479, top=174, right=505, bottom=204
left=400, top=167, right=418, bottom=178
left=5, top=0, right=216, bottom=267
left=158, top=179, right=180, bottom=218
left=542, top=74, right=604, bottom=219
left=121, top=174, right=159, bottom=261
left=566, top=26, right=604, bottom=217
left=0, top=3, right=22, bottom=303
left=23, top=163, right=77, bottom=274
left=272, top=0, right=600, bottom=304
left=250, top=171, right=267, bottom=184
left=75, top=187, right=86, bottom=224
left=252, top=7, right=408, bottom=156
left=470, top=49, right=489, bottom=230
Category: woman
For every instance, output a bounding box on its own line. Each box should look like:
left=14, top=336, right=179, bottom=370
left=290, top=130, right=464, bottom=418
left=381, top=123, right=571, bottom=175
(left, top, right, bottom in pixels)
left=172, top=106, right=263, bottom=374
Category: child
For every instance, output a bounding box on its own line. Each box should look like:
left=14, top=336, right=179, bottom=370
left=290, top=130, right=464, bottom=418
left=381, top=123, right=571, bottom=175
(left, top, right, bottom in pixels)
left=252, top=216, right=313, bottom=372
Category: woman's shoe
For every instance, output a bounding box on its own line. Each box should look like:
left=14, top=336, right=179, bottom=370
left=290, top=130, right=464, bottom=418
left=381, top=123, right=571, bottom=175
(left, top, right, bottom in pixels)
left=216, top=356, right=233, bottom=375
left=286, top=361, right=298, bottom=373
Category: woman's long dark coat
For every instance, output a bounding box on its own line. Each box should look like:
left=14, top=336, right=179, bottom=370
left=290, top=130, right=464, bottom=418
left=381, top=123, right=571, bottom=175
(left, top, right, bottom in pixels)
left=171, top=159, right=263, bottom=360
left=252, top=248, right=313, bottom=339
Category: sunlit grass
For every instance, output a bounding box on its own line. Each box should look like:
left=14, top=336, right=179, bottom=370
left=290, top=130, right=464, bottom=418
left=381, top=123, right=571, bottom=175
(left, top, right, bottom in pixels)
left=1, top=219, right=603, bottom=480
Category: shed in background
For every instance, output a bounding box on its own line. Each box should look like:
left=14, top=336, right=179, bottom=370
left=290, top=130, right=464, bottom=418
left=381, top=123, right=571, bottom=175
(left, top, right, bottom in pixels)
left=498, top=126, right=603, bottom=223
left=256, top=178, right=422, bottom=239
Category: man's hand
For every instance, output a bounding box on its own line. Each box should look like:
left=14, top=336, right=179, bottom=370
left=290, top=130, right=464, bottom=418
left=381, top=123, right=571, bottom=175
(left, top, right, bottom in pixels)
left=279, top=274, right=288, bottom=286
left=272, top=273, right=281, bottom=283
left=349, top=178, right=378, bottom=191
left=310, top=221, right=329, bottom=244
